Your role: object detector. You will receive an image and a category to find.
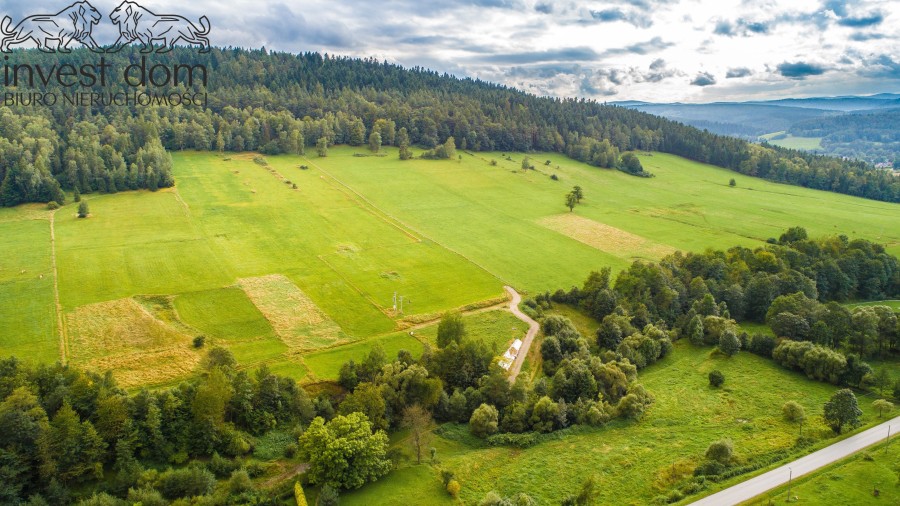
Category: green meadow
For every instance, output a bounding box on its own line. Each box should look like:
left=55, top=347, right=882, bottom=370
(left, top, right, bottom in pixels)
left=336, top=340, right=883, bottom=505
left=0, top=146, right=897, bottom=386
left=743, top=436, right=899, bottom=505
left=760, top=132, right=824, bottom=151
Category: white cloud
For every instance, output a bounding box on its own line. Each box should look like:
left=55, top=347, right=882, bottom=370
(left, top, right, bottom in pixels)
left=19, top=0, right=894, bottom=101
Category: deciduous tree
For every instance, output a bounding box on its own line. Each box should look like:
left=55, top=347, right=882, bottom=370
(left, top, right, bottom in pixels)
left=823, top=389, right=862, bottom=433
left=298, top=412, right=391, bottom=489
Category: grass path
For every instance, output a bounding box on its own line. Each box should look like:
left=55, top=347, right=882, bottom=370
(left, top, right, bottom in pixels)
left=50, top=210, right=67, bottom=364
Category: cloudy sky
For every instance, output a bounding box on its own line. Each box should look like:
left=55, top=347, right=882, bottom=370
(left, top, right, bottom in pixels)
left=3, top=0, right=898, bottom=102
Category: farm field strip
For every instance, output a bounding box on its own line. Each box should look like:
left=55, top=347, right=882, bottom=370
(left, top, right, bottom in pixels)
left=0, top=147, right=898, bottom=388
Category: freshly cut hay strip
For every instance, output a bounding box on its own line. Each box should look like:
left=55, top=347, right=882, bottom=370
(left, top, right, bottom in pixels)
left=67, top=298, right=191, bottom=360
left=537, top=214, right=676, bottom=260
left=66, top=297, right=200, bottom=387
left=86, top=347, right=203, bottom=389
left=239, top=275, right=347, bottom=351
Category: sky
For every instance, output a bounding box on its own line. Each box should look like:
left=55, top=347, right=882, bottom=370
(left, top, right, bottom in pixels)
left=2, top=0, right=898, bottom=102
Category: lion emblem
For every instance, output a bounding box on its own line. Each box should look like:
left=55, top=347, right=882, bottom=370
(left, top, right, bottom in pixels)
left=107, top=1, right=210, bottom=53
left=0, top=1, right=102, bottom=53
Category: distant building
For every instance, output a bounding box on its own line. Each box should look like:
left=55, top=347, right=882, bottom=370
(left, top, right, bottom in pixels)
left=874, top=162, right=894, bottom=170
left=498, top=339, right=523, bottom=370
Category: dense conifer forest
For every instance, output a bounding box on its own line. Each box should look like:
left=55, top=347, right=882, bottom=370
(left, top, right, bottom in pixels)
left=1, top=47, right=898, bottom=207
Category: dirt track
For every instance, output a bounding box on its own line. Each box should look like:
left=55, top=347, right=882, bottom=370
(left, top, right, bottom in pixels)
left=504, top=286, right=539, bottom=383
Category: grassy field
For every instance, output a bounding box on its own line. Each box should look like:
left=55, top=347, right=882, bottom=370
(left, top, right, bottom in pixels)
left=0, top=209, right=56, bottom=362
left=0, top=146, right=898, bottom=387
left=335, top=339, right=883, bottom=505
left=311, top=148, right=898, bottom=294
left=302, top=309, right=526, bottom=383
left=743, top=437, right=899, bottom=505
left=847, top=300, right=900, bottom=310
left=760, top=132, right=824, bottom=151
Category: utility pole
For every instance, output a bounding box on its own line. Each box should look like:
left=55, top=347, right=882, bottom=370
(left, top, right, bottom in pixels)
left=399, top=295, right=404, bottom=314
left=393, top=292, right=397, bottom=311
left=786, top=467, right=793, bottom=503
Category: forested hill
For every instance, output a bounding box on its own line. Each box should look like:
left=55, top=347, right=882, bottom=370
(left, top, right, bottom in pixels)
left=1, top=47, right=898, bottom=206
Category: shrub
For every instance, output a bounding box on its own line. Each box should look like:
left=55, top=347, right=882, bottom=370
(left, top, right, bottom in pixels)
left=126, top=488, right=166, bottom=506
left=77, top=201, right=90, bottom=218
left=447, top=479, right=461, bottom=498
left=748, top=333, right=776, bottom=357
left=704, top=439, right=733, bottom=464
left=441, top=470, right=455, bottom=487
left=718, top=330, right=741, bottom=357
left=693, top=460, right=726, bottom=477
left=192, top=335, right=205, bottom=348
left=317, top=484, right=339, bottom=506
left=729, top=178, right=736, bottom=186
left=485, top=432, right=539, bottom=448
left=156, top=465, right=216, bottom=500
left=47, top=201, right=60, bottom=210
left=872, top=399, right=894, bottom=418
left=782, top=401, right=805, bottom=422
left=772, top=340, right=848, bottom=385
left=227, top=469, right=253, bottom=494
left=708, top=370, right=724, bottom=387
left=551, top=174, right=559, bottom=181
left=470, top=404, right=499, bottom=438
left=207, top=452, right=240, bottom=478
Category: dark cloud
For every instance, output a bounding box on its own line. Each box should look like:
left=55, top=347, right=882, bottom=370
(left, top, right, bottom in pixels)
left=535, top=2, right=553, bottom=14
left=726, top=67, right=753, bottom=78
left=246, top=4, right=355, bottom=48
left=601, top=37, right=673, bottom=57
left=822, top=0, right=849, bottom=17
left=506, top=63, right=582, bottom=79
left=714, top=18, right=771, bottom=37
left=849, top=32, right=885, bottom=41
left=580, top=75, right=619, bottom=96
left=480, top=47, right=600, bottom=64
left=744, top=21, right=769, bottom=33
left=619, top=0, right=678, bottom=11
left=691, top=72, right=717, bottom=86
left=643, top=59, right=681, bottom=82
left=777, top=61, right=828, bottom=79
left=837, top=12, right=884, bottom=27
left=590, top=8, right=653, bottom=28
left=714, top=20, right=735, bottom=36
left=860, top=55, right=900, bottom=79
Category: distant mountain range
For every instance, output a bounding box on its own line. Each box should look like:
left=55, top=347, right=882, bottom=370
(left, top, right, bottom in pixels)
left=613, top=94, right=900, bottom=163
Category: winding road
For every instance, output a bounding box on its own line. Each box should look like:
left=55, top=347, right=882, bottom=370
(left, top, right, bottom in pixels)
left=504, top=286, right=540, bottom=383
left=690, top=415, right=900, bottom=505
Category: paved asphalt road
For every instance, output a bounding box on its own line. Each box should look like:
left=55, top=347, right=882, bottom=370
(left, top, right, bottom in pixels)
left=503, top=286, right=539, bottom=383
left=690, top=415, right=900, bottom=505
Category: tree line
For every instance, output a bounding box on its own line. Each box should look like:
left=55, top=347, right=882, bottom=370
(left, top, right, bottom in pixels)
left=532, top=227, right=899, bottom=394
left=0, top=349, right=321, bottom=504
left=1, top=47, right=897, bottom=207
